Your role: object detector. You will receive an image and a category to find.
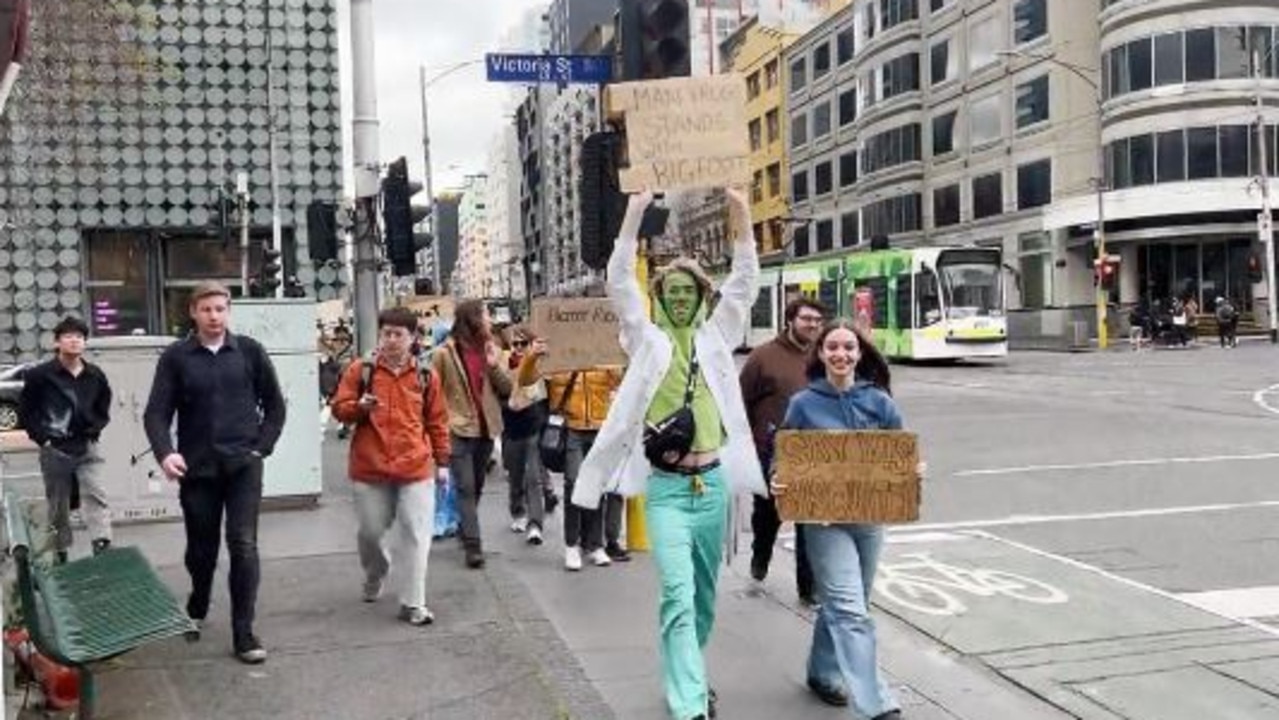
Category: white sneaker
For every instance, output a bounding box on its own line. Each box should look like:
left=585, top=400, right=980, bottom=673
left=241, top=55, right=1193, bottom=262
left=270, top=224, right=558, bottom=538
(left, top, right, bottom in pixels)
left=510, top=517, right=529, bottom=533
left=526, top=526, right=544, bottom=545
left=588, top=548, right=612, bottom=567
left=564, top=546, right=583, bottom=571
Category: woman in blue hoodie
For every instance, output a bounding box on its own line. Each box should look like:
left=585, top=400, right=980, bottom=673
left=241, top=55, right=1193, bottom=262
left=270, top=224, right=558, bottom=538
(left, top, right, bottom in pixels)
left=775, top=319, right=904, bottom=720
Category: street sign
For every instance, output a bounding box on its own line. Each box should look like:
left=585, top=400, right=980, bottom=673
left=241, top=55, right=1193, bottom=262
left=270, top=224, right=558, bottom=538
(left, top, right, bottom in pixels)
left=485, top=53, right=612, bottom=84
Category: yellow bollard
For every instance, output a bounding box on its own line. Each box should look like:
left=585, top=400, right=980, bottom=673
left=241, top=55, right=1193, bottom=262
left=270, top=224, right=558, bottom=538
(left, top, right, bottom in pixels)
left=626, top=495, right=649, bottom=552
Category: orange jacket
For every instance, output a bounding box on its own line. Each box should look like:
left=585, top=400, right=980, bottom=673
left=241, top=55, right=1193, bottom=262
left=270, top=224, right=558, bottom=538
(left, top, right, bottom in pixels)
left=518, top=354, right=622, bottom=431
left=331, top=356, right=451, bottom=483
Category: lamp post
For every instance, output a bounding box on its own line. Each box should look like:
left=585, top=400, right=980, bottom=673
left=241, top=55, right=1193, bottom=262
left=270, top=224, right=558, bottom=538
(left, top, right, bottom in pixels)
left=420, top=59, right=485, bottom=290
left=1253, top=43, right=1278, bottom=342
left=997, top=50, right=1109, bottom=348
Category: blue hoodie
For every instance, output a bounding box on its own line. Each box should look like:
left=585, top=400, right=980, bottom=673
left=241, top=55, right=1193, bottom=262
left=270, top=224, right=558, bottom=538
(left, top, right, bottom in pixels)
left=780, top=378, right=903, bottom=433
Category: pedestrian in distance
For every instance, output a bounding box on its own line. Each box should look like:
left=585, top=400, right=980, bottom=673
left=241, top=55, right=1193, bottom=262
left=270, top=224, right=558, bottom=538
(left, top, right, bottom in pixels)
left=329, top=307, right=451, bottom=626
left=739, top=297, right=826, bottom=605
left=573, top=187, right=767, bottom=720
left=773, top=319, right=926, bottom=720
left=518, top=343, right=628, bottom=570
left=1214, top=296, right=1239, bottom=348
left=431, top=299, right=513, bottom=569
left=500, top=324, right=550, bottom=546
left=143, top=281, right=286, bottom=665
left=18, top=315, right=114, bottom=564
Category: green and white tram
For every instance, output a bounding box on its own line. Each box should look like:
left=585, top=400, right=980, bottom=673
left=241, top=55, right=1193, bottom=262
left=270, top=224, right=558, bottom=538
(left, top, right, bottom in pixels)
left=742, top=246, right=1007, bottom=360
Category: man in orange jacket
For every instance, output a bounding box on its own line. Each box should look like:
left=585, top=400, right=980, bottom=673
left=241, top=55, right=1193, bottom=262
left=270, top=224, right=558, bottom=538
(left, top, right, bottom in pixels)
left=331, top=308, right=451, bottom=626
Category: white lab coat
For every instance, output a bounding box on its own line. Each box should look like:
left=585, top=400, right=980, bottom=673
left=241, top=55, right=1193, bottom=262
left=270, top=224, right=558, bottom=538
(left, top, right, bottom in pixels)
left=571, top=216, right=768, bottom=509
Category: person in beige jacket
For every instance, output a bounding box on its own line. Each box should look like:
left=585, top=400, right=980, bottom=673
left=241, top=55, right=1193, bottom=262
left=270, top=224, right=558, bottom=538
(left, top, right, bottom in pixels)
left=431, top=299, right=513, bottom=568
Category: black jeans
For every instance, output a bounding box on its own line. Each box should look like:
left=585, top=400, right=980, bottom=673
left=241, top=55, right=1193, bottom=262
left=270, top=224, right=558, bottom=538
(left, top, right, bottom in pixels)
left=563, top=430, right=603, bottom=551
left=451, top=435, right=496, bottom=552
left=179, top=453, right=263, bottom=642
left=751, top=493, right=814, bottom=599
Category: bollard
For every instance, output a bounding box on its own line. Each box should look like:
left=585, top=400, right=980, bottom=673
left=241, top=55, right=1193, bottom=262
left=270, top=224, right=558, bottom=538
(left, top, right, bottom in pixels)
left=626, top=495, right=649, bottom=552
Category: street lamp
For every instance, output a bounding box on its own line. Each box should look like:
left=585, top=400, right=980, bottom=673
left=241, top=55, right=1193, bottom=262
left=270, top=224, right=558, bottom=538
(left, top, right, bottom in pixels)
left=1252, top=41, right=1278, bottom=342
left=996, top=49, right=1110, bottom=349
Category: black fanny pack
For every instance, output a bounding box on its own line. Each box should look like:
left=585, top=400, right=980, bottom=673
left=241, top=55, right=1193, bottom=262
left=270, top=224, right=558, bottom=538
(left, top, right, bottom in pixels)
left=643, top=346, right=700, bottom=466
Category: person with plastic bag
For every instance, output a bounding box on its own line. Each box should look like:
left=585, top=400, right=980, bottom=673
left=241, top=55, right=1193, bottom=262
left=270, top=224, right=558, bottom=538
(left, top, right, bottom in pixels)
left=423, top=319, right=461, bottom=538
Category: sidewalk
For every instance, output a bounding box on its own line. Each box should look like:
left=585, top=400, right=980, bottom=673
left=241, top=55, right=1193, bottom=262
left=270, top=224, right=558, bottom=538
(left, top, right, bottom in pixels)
left=8, top=436, right=1071, bottom=719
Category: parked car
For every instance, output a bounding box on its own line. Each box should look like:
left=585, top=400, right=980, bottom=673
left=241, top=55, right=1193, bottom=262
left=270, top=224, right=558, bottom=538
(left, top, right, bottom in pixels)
left=0, top=363, right=33, bottom=432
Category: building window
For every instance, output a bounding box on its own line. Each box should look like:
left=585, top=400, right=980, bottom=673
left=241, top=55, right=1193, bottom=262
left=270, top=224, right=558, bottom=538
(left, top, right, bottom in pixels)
left=1187, top=126, right=1218, bottom=179
left=839, top=88, right=857, bottom=126
left=1219, top=124, right=1250, bottom=177
left=969, top=15, right=1001, bottom=72
left=1156, top=129, right=1186, bottom=182
left=1017, top=231, right=1052, bottom=309
left=930, top=0, right=953, bottom=12
left=881, top=52, right=920, bottom=100
left=930, top=39, right=954, bottom=85
left=879, top=0, right=919, bottom=31
left=864, top=3, right=876, bottom=40
left=969, top=93, right=1001, bottom=146
left=1185, top=28, right=1216, bottom=82
left=864, top=193, right=922, bottom=237
left=933, top=184, right=961, bottom=227
left=767, top=163, right=781, bottom=196
left=1016, top=159, right=1052, bottom=209
left=1109, top=137, right=1131, bottom=188
left=749, top=119, right=762, bottom=151
left=752, top=171, right=764, bottom=203
left=837, top=26, right=856, bottom=65
left=790, top=57, right=807, bottom=92
left=766, top=109, right=780, bottom=143
left=1218, top=26, right=1249, bottom=79
left=1013, top=0, right=1047, bottom=45
left=815, top=161, right=834, bottom=196
left=792, top=169, right=809, bottom=202
left=814, top=43, right=832, bottom=79
left=840, top=150, right=858, bottom=187
left=816, top=219, right=835, bottom=252
left=932, top=110, right=957, bottom=155
left=765, top=59, right=779, bottom=88
left=841, top=211, right=860, bottom=247
left=793, top=224, right=811, bottom=257
left=862, top=123, right=922, bottom=174
left=813, top=101, right=832, bottom=138
left=1154, top=32, right=1184, bottom=86
left=1015, top=75, right=1049, bottom=128
left=747, top=72, right=761, bottom=99
left=1127, top=37, right=1153, bottom=92
left=972, top=172, right=1003, bottom=219
left=791, top=111, right=808, bottom=147
left=1129, top=133, right=1155, bottom=186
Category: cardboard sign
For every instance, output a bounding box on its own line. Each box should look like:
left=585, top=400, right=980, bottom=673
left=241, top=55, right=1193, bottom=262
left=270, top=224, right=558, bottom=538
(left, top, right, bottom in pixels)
left=606, top=75, right=750, bottom=192
left=400, top=295, right=455, bottom=324
left=775, top=430, right=920, bottom=524
left=529, top=298, right=626, bottom=373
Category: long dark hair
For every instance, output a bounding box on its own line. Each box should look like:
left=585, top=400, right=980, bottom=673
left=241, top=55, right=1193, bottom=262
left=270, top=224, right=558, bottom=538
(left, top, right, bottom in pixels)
left=451, top=299, right=489, bottom=348
left=805, top=319, right=892, bottom=395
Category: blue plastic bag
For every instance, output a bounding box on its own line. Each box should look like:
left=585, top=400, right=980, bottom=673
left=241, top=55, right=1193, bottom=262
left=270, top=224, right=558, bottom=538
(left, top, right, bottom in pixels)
left=433, top=474, right=460, bottom=538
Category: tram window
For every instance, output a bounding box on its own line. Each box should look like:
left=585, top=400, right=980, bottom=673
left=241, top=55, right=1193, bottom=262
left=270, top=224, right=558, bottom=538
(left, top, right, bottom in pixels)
left=896, top=274, right=914, bottom=329
left=818, top=280, right=839, bottom=313
left=751, top=288, right=772, bottom=329
left=863, top=277, right=890, bottom=327
left=917, top=272, right=942, bottom=326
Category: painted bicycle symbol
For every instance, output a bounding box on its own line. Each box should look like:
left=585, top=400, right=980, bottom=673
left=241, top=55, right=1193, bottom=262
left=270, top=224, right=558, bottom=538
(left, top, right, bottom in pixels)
left=874, top=552, right=1069, bottom=616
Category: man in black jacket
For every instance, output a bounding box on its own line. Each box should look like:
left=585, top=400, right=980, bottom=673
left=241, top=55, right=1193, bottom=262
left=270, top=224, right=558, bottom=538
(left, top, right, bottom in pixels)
left=144, top=281, right=286, bottom=665
left=18, top=315, right=113, bottom=563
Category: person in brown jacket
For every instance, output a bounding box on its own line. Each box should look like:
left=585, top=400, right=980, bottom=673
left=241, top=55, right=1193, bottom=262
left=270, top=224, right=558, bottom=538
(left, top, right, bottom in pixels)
left=331, top=307, right=451, bottom=625
left=739, top=297, right=827, bottom=607
left=431, top=299, right=513, bottom=568
left=518, top=340, right=627, bottom=571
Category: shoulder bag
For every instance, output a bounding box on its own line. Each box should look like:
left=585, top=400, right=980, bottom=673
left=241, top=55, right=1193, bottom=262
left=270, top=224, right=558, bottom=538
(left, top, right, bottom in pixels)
left=538, top=372, right=579, bottom=473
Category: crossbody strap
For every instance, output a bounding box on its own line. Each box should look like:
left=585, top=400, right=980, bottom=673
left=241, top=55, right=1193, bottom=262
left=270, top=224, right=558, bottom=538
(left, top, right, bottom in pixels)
left=554, top=372, right=580, bottom=415
left=681, top=343, right=700, bottom=407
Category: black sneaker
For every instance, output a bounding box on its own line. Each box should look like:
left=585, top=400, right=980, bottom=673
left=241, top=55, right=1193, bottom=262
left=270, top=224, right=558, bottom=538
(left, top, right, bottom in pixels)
left=234, top=635, right=267, bottom=664
left=708, top=688, right=718, bottom=719
left=184, top=617, right=204, bottom=643
left=871, top=711, right=903, bottom=720
left=91, top=538, right=111, bottom=556
left=605, top=543, right=632, bottom=562
left=544, top=492, right=559, bottom=515
left=750, top=556, right=768, bottom=582
left=465, top=549, right=486, bottom=569
left=807, top=677, right=850, bottom=707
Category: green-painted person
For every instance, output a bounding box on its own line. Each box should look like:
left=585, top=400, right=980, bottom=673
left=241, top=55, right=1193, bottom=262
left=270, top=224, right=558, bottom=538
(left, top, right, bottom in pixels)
left=574, top=187, right=768, bottom=720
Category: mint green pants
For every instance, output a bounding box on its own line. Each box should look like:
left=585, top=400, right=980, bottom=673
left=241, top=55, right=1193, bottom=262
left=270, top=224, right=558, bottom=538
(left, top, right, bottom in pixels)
left=645, top=466, right=728, bottom=720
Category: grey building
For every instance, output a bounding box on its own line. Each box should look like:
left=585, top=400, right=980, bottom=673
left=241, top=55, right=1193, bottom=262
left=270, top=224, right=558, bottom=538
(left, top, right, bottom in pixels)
left=434, top=193, right=461, bottom=295
left=784, top=0, right=1279, bottom=340
left=0, top=0, right=344, bottom=362
left=546, top=0, right=619, bottom=55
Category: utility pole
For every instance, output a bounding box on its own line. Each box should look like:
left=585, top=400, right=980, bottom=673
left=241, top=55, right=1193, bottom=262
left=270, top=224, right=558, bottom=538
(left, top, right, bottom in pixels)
left=1255, top=48, right=1278, bottom=343
left=237, top=172, right=250, bottom=290
left=350, top=0, right=381, bottom=355
left=267, top=30, right=283, bottom=297
left=420, top=66, right=438, bottom=293
left=1095, top=110, right=1109, bottom=350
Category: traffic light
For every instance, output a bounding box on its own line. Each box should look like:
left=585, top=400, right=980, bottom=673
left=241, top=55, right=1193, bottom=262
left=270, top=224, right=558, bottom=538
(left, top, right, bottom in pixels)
left=260, top=246, right=283, bottom=296
left=381, top=157, right=430, bottom=277
left=1094, top=256, right=1119, bottom=291
left=213, top=186, right=234, bottom=246
left=621, top=0, right=691, bottom=80
left=307, top=200, right=339, bottom=263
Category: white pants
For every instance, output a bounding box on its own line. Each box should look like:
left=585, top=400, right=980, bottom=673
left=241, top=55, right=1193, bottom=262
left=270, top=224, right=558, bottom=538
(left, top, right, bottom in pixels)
left=351, top=480, right=436, bottom=609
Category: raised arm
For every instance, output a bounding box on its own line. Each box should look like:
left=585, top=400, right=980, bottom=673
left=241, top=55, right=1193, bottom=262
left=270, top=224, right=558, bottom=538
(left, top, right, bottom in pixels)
left=710, top=187, right=759, bottom=346
left=607, top=190, right=655, bottom=349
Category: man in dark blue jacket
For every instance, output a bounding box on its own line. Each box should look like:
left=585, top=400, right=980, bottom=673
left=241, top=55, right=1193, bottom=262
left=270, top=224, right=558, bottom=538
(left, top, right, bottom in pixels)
left=144, top=281, right=286, bottom=665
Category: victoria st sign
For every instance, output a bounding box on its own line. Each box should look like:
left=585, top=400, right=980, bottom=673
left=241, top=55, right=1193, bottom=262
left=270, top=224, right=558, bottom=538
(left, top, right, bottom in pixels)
left=485, top=53, right=613, bottom=85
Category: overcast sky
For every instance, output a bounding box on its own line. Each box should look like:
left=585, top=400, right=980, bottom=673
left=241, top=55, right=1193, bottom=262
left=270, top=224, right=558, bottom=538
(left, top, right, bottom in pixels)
left=337, top=0, right=545, bottom=198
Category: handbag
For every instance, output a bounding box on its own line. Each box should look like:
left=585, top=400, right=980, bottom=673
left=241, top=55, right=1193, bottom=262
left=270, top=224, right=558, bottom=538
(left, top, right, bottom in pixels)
left=644, top=345, right=700, bottom=467
left=538, top=372, right=579, bottom=473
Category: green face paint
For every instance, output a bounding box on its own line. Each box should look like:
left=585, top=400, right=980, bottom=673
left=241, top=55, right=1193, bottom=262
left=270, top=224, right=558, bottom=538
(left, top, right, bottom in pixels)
left=661, top=272, right=701, bottom=327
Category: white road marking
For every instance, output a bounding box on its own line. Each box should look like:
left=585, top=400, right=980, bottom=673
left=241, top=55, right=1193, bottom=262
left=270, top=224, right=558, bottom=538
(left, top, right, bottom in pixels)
left=1178, top=586, right=1279, bottom=619
left=1254, top=383, right=1279, bottom=416
left=955, top=452, right=1279, bottom=477
left=885, top=531, right=973, bottom=544
left=892, top=500, right=1279, bottom=533
left=968, top=530, right=1279, bottom=640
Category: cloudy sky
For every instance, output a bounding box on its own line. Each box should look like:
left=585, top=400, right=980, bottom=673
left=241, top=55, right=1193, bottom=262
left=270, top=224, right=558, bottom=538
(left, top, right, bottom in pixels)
left=336, top=0, right=546, bottom=197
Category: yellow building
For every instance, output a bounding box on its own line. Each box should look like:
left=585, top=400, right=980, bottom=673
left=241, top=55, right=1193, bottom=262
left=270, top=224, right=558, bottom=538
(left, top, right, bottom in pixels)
left=722, top=18, right=802, bottom=258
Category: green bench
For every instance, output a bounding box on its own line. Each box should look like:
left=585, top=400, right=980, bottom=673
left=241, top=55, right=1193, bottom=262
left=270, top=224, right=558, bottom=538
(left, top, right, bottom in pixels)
left=4, top=491, right=196, bottom=720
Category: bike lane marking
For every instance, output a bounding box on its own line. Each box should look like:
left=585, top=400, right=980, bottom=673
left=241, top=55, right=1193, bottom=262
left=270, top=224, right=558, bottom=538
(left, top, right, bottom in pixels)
left=1254, top=383, right=1279, bottom=416
left=891, top=499, right=1279, bottom=533
left=954, top=451, right=1279, bottom=478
